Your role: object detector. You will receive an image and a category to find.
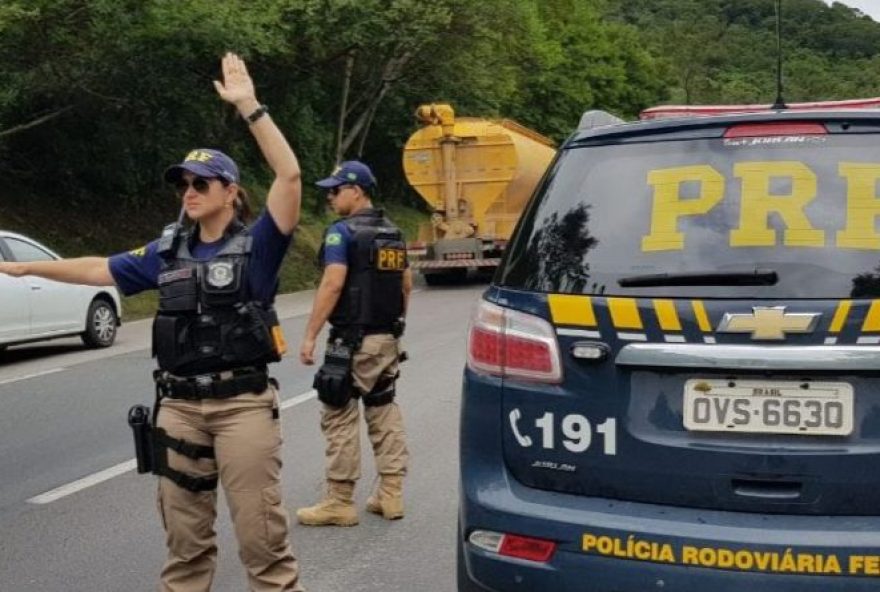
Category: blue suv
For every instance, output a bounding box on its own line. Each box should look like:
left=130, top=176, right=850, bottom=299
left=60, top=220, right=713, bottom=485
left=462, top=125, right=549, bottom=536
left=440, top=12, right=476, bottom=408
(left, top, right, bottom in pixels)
left=459, top=103, right=880, bottom=591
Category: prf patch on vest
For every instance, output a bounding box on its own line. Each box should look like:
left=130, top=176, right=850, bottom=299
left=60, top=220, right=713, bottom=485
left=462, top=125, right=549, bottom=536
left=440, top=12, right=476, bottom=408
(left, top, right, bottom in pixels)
left=377, top=247, right=406, bottom=271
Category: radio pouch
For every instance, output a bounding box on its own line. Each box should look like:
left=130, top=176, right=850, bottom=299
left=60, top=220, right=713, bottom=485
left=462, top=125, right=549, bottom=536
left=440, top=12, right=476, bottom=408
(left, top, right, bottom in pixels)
left=313, top=338, right=355, bottom=408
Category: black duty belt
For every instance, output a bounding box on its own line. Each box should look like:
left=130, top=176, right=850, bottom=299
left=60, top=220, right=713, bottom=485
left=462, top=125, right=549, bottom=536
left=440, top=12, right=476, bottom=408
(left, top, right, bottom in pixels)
left=331, top=326, right=394, bottom=339
left=153, top=367, right=269, bottom=400
left=362, top=327, right=395, bottom=336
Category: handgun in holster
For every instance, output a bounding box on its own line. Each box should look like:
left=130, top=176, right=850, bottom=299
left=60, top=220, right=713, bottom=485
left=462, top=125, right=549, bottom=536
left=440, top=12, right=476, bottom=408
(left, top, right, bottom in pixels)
left=127, top=404, right=154, bottom=474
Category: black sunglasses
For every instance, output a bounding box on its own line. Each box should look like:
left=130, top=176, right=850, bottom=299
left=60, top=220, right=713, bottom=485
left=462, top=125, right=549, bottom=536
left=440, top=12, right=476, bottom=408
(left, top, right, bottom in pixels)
left=174, top=176, right=227, bottom=196
left=327, top=184, right=355, bottom=197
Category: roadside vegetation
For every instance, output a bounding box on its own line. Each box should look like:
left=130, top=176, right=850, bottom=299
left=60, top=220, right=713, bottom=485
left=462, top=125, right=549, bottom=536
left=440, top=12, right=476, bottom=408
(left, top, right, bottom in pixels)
left=2, top=0, right=879, bottom=320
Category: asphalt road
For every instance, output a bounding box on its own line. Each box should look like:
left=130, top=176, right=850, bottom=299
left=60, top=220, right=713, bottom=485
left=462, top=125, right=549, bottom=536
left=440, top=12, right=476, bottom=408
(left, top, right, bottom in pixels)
left=0, top=281, right=487, bottom=591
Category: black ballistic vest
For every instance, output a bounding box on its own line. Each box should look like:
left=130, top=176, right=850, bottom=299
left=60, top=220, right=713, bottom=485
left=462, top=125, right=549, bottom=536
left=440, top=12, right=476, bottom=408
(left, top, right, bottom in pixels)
left=322, top=208, right=406, bottom=331
left=152, top=221, right=281, bottom=376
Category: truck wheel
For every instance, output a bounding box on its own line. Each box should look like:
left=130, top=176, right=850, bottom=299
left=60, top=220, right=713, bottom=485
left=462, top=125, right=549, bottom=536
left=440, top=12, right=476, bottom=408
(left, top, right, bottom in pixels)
left=425, top=269, right=467, bottom=286
left=424, top=273, right=445, bottom=286
left=81, top=298, right=118, bottom=348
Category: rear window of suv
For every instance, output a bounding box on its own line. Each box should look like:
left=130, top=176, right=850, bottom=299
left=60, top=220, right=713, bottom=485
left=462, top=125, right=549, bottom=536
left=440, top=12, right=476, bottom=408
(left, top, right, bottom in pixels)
left=499, top=131, right=880, bottom=299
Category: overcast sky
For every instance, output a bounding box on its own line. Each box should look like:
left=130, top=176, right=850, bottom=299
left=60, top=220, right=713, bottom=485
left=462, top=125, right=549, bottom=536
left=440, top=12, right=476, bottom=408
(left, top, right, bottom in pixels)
left=824, top=0, right=880, bottom=21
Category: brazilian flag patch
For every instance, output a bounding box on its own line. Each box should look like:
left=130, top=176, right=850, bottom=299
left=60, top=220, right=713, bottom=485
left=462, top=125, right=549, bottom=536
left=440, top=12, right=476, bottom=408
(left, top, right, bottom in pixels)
left=128, top=246, right=146, bottom=257
left=325, top=233, right=343, bottom=246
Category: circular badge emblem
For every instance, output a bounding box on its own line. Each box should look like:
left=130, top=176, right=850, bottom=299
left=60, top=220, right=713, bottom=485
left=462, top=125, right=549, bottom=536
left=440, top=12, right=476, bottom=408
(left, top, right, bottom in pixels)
left=206, top=261, right=235, bottom=288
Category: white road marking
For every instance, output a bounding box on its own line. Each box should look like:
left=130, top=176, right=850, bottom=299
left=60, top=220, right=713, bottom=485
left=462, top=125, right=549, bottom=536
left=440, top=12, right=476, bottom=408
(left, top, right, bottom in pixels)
left=28, top=459, right=138, bottom=505
left=27, top=388, right=318, bottom=505
left=0, top=367, right=65, bottom=386
left=281, top=389, right=316, bottom=409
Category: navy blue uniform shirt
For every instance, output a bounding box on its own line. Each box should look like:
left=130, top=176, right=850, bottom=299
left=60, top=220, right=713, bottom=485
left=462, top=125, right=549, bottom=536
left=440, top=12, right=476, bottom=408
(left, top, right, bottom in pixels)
left=321, top=220, right=353, bottom=267
left=109, top=212, right=291, bottom=303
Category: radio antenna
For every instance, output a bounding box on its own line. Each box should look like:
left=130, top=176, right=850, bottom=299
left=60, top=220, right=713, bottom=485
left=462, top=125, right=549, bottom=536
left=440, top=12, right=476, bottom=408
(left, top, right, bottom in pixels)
left=771, top=0, right=788, bottom=109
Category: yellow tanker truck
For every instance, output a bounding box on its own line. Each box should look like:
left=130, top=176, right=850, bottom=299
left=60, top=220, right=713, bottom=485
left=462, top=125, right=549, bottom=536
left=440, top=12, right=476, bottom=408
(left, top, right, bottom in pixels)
left=402, top=104, right=556, bottom=284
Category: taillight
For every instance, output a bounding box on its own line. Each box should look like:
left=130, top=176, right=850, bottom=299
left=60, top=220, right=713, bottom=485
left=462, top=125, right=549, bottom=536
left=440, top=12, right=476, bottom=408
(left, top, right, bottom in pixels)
left=467, top=300, right=562, bottom=383
left=469, top=529, right=557, bottom=563
left=499, top=534, right=557, bottom=563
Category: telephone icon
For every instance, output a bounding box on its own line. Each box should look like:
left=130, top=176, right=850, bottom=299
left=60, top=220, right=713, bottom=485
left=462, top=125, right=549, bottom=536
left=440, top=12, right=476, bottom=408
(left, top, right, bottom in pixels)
left=509, top=408, right=533, bottom=447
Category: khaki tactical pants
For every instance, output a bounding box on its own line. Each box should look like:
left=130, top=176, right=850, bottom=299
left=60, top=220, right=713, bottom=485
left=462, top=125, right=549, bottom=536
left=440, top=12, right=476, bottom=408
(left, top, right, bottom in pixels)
left=322, top=333, right=409, bottom=482
left=156, top=386, right=305, bottom=592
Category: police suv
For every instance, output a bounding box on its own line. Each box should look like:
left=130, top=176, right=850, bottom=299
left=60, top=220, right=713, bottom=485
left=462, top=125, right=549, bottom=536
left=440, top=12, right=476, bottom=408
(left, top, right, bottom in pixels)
left=459, top=99, right=880, bottom=591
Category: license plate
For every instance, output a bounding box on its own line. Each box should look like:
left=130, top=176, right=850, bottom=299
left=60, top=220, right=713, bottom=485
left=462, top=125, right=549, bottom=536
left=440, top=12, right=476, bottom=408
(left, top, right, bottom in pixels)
left=683, top=379, right=853, bottom=436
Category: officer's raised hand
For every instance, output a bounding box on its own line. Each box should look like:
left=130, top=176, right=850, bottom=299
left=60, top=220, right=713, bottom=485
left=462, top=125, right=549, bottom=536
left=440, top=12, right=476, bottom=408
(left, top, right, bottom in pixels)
left=212, top=52, right=302, bottom=236
left=213, top=52, right=257, bottom=107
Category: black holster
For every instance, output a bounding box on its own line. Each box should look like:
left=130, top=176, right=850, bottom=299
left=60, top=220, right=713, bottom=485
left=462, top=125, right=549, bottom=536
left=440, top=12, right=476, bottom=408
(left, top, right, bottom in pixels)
left=127, top=399, right=218, bottom=492
left=362, top=373, right=397, bottom=407
left=128, top=404, right=154, bottom=474
left=313, top=335, right=357, bottom=408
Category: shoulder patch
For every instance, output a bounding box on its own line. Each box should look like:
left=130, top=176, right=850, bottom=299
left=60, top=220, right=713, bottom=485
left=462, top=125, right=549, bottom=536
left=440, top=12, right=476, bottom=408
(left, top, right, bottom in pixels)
left=325, top=233, right=343, bottom=246
left=128, top=246, right=147, bottom=257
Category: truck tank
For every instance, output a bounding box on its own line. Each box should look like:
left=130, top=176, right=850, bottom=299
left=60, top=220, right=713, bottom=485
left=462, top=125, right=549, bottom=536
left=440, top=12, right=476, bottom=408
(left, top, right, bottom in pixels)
left=402, top=104, right=556, bottom=284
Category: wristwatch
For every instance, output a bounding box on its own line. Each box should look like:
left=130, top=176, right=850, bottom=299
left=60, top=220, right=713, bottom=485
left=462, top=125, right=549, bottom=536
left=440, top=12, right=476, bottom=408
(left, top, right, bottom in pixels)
left=245, top=104, right=269, bottom=124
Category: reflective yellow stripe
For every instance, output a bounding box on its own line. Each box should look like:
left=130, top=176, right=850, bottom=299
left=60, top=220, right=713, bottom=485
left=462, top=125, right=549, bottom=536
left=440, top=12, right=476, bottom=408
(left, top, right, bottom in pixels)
left=692, top=300, right=712, bottom=332
left=547, top=294, right=596, bottom=327
left=829, top=300, right=851, bottom=334
left=608, top=297, right=643, bottom=330
left=653, top=299, right=681, bottom=332
left=863, top=300, right=880, bottom=332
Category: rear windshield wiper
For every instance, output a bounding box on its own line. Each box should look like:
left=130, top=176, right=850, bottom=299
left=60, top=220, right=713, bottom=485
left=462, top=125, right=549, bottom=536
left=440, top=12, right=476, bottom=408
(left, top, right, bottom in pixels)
left=618, top=268, right=778, bottom=287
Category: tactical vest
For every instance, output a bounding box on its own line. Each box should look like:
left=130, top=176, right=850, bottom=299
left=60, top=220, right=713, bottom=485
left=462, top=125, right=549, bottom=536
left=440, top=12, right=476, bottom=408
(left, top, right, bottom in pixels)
left=152, top=221, right=282, bottom=376
left=322, top=208, right=406, bottom=331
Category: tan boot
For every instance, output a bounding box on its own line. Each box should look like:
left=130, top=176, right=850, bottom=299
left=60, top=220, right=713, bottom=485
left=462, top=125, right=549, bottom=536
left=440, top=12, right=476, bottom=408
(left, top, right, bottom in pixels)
left=296, top=480, right=359, bottom=526
left=365, top=479, right=382, bottom=515
left=366, top=475, right=404, bottom=520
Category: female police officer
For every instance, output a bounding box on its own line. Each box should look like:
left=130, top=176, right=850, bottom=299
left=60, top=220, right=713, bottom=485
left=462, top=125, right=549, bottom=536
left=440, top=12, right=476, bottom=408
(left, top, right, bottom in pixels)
left=0, top=53, right=306, bottom=591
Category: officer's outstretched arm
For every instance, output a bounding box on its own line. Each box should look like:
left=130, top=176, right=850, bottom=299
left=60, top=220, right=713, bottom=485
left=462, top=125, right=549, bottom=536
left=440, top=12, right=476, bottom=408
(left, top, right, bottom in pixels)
left=213, top=52, right=302, bottom=235
left=0, top=257, right=114, bottom=286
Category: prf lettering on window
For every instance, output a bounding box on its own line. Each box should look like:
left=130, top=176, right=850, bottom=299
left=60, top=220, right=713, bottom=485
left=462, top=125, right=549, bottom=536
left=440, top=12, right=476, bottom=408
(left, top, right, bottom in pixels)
left=377, top=248, right=406, bottom=271
left=641, top=161, right=880, bottom=251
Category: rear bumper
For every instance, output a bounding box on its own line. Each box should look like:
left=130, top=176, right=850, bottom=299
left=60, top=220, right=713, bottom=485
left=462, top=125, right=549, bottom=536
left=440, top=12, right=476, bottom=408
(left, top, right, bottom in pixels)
left=412, top=258, right=501, bottom=270
left=459, top=370, right=880, bottom=592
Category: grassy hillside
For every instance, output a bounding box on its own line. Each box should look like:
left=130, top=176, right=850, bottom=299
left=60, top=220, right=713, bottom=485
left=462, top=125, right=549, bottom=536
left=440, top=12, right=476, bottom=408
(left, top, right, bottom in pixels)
left=0, top=185, right=428, bottom=321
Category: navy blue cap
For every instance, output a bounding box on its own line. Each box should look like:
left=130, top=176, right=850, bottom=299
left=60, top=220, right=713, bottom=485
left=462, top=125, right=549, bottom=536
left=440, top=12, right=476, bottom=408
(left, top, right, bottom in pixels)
left=163, top=148, right=240, bottom=184
left=315, top=160, right=376, bottom=189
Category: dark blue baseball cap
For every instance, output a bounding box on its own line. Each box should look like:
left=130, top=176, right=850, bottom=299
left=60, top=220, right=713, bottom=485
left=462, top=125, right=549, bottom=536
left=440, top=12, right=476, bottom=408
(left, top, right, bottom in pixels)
left=315, top=160, right=376, bottom=189
left=163, top=148, right=240, bottom=184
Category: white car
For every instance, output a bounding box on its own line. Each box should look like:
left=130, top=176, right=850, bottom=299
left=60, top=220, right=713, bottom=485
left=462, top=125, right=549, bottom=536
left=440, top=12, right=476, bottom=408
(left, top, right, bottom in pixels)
left=0, top=230, right=122, bottom=352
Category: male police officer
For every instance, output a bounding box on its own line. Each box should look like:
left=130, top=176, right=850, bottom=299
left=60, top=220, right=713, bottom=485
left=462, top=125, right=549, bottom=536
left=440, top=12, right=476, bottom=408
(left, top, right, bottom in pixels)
left=297, top=160, right=411, bottom=526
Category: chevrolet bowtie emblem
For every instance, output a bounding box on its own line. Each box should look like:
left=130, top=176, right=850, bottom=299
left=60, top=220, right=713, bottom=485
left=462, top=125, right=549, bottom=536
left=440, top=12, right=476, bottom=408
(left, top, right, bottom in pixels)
left=716, top=307, right=821, bottom=340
